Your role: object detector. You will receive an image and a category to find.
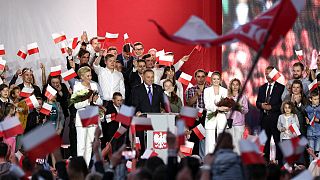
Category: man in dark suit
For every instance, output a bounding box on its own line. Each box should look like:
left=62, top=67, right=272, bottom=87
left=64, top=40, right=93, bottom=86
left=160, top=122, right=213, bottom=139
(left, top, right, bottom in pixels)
left=256, top=66, right=285, bottom=165
left=129, top=60, right=146, bottom=90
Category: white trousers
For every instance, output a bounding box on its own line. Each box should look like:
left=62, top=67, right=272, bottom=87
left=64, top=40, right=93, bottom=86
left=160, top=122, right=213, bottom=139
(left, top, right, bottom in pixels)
left=229, top=125, right=245, bottom=154
left=205, top=113, right=227, bottom=154
left=76, top=126, right=96, bottom=166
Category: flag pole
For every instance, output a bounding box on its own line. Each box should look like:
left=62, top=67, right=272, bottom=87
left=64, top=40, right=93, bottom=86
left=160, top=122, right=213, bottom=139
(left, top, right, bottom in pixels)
left=212, top=1, right=285, bottom=156
left=188, top=47, right=196, bottom=56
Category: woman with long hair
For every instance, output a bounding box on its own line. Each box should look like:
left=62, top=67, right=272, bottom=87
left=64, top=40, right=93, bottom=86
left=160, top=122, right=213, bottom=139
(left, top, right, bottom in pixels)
left=160, top=66, right=184, bottom=104
left=162, top=79, right=182, bottom=113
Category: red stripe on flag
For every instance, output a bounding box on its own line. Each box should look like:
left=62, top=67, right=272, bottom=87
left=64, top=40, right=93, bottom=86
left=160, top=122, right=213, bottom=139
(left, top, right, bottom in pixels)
left=180, top=115, right=196, bottom=127
left=158, top=60, right=173, bottom=66
left=27, top=135, right=61, bottom=161
left=0, top=49, right=5, bottom=55
left=2, top=125, right=24, bottom=138
left=28, top=48, right=39, bottom=55
left=17, top=50, right=27, bottom=60
left=241, top=152, right=265, bottom=165
left=81, top=115, right=99, bottom=127
left=115, top=114, right=132, bottom=126
left=272, top=72, right=281, bottom=81
left=178, top=78, right=190, bottom=86
left=50, top=71, right=62, bottom=77
left=133, top=125, right=153, bottom=132
left=193, top=127, right=205, bottom=140
left=40, top=108, right=51, bottom=116
left=54, top=36, right=66, bottom=44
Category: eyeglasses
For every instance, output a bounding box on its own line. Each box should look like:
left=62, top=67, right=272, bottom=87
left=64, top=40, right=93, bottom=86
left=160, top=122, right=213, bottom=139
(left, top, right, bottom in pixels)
left=196, top=76, right=206, bottom=78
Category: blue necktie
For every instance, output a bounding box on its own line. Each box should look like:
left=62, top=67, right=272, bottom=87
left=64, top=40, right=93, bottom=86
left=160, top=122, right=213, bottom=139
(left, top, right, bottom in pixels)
left=148, top=86, right=152, bottom=105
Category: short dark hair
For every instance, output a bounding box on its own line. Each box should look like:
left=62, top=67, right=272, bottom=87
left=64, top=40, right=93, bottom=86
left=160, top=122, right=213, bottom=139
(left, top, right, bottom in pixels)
left=0, top=142, right=8, bottom=158
left=0, top=84, right=8, bottom=91
left=266, top=66, right=275, bottom=71
left=133, top=42, right=144, bottom=48
left=112, top=92, right=122, bottom=99
left=142, top=54, right=151, bottom=60
left=104, top=53, right=115, bottom=62
left=194, top=69, right=207, bottom=77
left=137, top=59, right=146, bottom=64
left=309, top=90, right=319, bottom=98
left=107, top=46, right=117, bottom=52
left=123, top=44, right=131, bottom=53
left=143, top=69, right=154, bottom=75
left=293, top=62, right=304, bottom=71
left=78, top=49, right=90, bottom=58
left=89, top=37, right=98, bottom=45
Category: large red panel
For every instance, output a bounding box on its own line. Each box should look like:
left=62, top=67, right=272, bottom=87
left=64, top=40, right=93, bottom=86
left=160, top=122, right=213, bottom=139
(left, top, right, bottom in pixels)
left=97, top=0, right=222, bottom=81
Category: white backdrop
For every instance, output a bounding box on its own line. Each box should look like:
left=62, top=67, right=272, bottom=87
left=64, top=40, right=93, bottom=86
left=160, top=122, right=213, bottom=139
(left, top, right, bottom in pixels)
left=0, top=0, right=97, bottom=87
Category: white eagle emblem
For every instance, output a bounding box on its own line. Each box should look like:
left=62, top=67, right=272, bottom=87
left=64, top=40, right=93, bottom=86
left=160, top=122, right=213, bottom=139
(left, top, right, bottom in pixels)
left=153, top=131, right=167, bottom=149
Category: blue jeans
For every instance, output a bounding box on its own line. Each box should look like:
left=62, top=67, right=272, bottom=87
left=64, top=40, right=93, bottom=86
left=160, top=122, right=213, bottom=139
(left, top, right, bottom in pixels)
left=308, top=136, right=320, bottom=161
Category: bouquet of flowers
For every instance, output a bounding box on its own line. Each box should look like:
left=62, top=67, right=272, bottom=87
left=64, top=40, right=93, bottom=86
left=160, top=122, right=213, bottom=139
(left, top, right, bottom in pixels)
left=207, top=97, right=242, bottom=120
left=69, top=89, right=94, bottom=106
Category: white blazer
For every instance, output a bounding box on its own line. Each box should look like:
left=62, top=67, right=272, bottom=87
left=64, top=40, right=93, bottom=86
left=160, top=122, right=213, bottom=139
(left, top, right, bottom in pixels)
left=73, top=82, right=103, bottom=127
left=203, top=86, right=228, bottom=113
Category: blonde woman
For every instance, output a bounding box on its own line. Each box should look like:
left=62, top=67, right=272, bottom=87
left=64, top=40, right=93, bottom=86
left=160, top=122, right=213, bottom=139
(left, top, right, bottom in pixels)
left=73, top=66, right=103, bottom=166
left=226, top=78, right=249, bottom=154
left=203, top=71, right=228, bottom=154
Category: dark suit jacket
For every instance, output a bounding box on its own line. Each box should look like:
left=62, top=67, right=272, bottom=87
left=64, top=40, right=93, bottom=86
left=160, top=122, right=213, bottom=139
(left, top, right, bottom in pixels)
left=18, top=83, right=42, bottom=99
left=129, top=72, right=143, bottom=89
left=132, top=83, right=165, bottom=113
left=256, top=81, right=285, bottom=128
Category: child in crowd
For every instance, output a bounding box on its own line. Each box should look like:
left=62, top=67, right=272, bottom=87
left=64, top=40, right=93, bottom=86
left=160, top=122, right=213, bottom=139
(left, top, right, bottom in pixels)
left=277, top=101, right=300, bottom=141
left=0, top=84, right=12, bottom=107
left=305, top=91, right=320, bottom=160
left=44, top=95, right=65, bottom=136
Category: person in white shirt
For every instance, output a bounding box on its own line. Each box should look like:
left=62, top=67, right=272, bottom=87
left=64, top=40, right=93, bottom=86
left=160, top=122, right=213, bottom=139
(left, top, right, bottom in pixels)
left=143, top=53, right=189, bottom=85
left=73, top=32, right=101, bottom=65
left=93, top=51, right=125, bottom=102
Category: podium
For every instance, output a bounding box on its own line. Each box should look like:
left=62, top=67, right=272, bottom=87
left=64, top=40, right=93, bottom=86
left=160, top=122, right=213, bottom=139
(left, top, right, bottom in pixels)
left=146, top=113, right=177, bottom=163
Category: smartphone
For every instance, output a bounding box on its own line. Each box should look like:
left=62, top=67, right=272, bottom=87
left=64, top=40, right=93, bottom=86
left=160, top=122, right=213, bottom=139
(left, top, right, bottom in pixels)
left=122, top=150, right=136, bottom=160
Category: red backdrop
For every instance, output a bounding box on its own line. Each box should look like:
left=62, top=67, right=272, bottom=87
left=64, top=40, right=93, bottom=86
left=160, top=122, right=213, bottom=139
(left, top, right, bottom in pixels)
left=97, top=0, right=222, bottom=83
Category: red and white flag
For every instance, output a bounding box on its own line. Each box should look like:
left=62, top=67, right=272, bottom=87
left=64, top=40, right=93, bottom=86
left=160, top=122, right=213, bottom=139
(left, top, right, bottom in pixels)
left=180, top=106, right=198, bottom=127
left=124, top=33, right=130, bottom=43
left=131, top=117, right=153, bottom=133
left=206, top=71, right=213, bottom=83
left=113, top=126, right=127, bottom=139
left=61, top=69, right=77, bottom=81
left=289, top=123, right=301, bottom=136
left=141, top=149, right=158, bottom=159
left=198, top=108, right=203, bottom=118
left=40, top=102, right=52, bottom=116
left=105, top=32, right=119, bottom=43
left=158, top=55, right=174, bottom=66
left=50, top=65, right=62, bottom=76
left=78, top=106, right=99, bottom=127
left=152, top=0, right=306, bottom=59
left=308, top=79, right=318, bottom=92
left=239, top=139, right=265, bottom=165
left=97, top=36, right=105, bottom=43
left=268, top=68, right=282, bottom=81
left=15, top=151, right=24, bottom=166
left=25, top=95, right=39, bottom=109
left=22, top=123, right=61, bottom=161
left=135, top=137, right=141, bottom=150
left=0, top=44, right=5, bottom=56
left=0, top=59, right=6, bottom=71
left=71, top=37, right=78, bottom=49
left=180, top=141, right=194, bottom=156
left=52, top=32, right=67, bottom=44
left=193, top=124, right=205, bottom=140
left=60, top=42, right=68, bottom=55
left=178, top=72, right=192, bottom=86
left=27, top=42, right=39, bottom=55
left=177, top=120, right=185, bottom=146
left=279, top=136, right=308, bottom=164
left=163, top=94, right=171, bottom=113
left=126, top=161, right=132, bottom=172
left=310, top=115, right=316, bottom=127
left=115, top=105, right=135, bottom=126
left=295, top=50, right=303, bottom=61
left=0, top=116, right=24, bottom=138
left=156, top=49, right=165, bottom=59
left=251, top=130, right=267, bottom=153
left=17, top=47, right=27, bottom=60
left=45, top=85, right=57, bottom=100
left=20, top=87, right=34, bottom=98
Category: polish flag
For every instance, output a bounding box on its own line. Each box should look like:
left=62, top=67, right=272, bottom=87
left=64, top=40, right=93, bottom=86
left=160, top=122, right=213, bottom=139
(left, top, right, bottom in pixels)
left=15, top=150, right=24, bottom=167
left=126, top=161, right=132, bottom=172
left=295, top=50, right=303, bottom=61
left=178, top=72, right=192, bottom=86
left=17, top=47, right=27, bottom=60
left=268, top=68, right=281, bottom=81
left=135, top=137, right=141, bottom=150
left=289, top=123, right=301, bottom=136
left=198, top=108, right=203, bottom=118
left=308, top=79, right=318, bottom=92
left=158, top=55, right=174, bottom=66
left=177, top=120, right=185, bottom=146
left=239, top=139, right=265, bottom=165
left=97, top=36, right=105, bottom=43
left=52, top=32, right=67, bottom=44
left=27, top=42, right=39, bottom=55
left=22, top=123, right=61, bottom=161
left=180, top=141, right=194, bottom=156
left=78, top=106, right=99, bottom=127
left=124, top=33, right=130, bottom=43
left=206, top=71, right=213, bottom=83
left=105, top=32, right=119, bottom=43
left=179, top=106, right=198, bottom=127
left=155, top=49, right=165, bottom=61
left=163, top=94, right=171, bottom=113
left=115, top=105, right=135, bottom=126
left=20, top=87, right=34, bottom=98
left=310, top=115, right=316, bottom=127
left=0, top=59, right=6, bottom=71
left=113, top=126, right=127, bottom=139
left=131, top=117, right=153, bottom=133
left=61, top=69, right=77, bottom=81
left=39, top=102, right=52, bottom=116
left=279, top=136, right=308, bottom=164
left=0, top=44, right=5, bottom=56
left=0, top=116, right=24, bottom=138
left=50, top=65, right=62, bottom=76
left=45, top=85, right=57, bottom=100
left=25, top=95, right=39, bottom=110
left=252, top=130, right=267, bottom=153
left=71, top=37, right=78, bottom=49
left=141, top=149, right=158, bottom=159
left=60, top=42, right=68, bottom=55
left=192, top=124, right=205, bottom=140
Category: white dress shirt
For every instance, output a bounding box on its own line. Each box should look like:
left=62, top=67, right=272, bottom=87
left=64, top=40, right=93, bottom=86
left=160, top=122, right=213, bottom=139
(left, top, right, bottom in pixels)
left=144, top=83, right=153, bottom=94
left=93, top=64, right=125, bottom=101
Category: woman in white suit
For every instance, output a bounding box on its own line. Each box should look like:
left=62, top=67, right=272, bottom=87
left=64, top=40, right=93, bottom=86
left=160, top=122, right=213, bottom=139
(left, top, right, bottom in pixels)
left=73, top=66, right=103, bottom=166
left=204, top=71, right=229, bottom=154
